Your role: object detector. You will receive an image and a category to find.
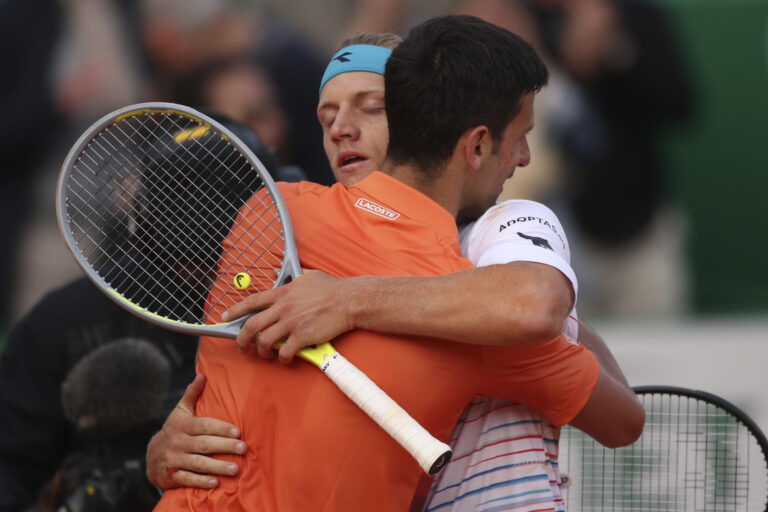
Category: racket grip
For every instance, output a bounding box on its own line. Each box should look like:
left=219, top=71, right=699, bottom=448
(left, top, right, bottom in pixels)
left=321, top=353, right=452, bottom=475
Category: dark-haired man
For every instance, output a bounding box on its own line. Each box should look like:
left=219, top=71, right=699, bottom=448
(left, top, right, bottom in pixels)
left=155, top=15, right=644, bottom=512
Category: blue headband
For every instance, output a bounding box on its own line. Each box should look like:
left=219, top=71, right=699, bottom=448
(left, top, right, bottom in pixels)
left=319, top=44, right=392, bottom=93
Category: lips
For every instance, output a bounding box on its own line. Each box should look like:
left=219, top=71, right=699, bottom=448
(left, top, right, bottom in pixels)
left=337, top=151, right=368, bottom=172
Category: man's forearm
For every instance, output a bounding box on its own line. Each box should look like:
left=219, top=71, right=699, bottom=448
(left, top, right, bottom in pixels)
left=577, top=320, right=630, bottom=387
left=568, top=319, right=645, bottom=447
left=229, top=262, right=574, bottom=359
left=348, top=262, right=573, bottom=345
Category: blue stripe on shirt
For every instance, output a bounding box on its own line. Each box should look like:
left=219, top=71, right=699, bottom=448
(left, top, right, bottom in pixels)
left=427, top=474, right=551, bottom=511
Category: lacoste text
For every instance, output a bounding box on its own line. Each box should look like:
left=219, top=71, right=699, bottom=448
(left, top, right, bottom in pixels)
left=355, top=199, right=401, bottom=220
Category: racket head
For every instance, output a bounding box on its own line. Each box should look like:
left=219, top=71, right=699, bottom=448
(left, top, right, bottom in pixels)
left=560, top=385, right=768, bottom=512
left=56, top=102, right=302, bottom=338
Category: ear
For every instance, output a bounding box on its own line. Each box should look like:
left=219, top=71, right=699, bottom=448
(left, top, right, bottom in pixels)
left=463, top=125, right=493, bottom=172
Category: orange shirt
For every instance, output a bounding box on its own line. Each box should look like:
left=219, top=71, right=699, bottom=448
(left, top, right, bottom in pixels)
left=155, top=172, right=599, bottom=512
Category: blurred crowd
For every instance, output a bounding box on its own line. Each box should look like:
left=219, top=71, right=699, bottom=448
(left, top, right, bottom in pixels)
left=0, top=0, right=705, bottom=510
left=0, top=0, right=696, bottom=338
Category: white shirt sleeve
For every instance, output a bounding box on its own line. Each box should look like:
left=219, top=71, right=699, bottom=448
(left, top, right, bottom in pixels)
left=460, top=200, right=579, bottom=341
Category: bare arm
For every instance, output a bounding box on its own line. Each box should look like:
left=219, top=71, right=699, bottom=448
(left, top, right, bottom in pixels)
left=146, top=374, right=247, bottom=490
left=225, top=261, right=573, bottom=362
left=568, top=320, right=645, bottom=447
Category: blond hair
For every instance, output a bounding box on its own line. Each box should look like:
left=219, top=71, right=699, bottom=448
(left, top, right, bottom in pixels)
left=338, top=33, right=403, bottom=51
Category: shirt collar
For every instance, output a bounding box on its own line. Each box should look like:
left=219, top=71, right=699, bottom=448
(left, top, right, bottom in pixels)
left=350, top=171, right=459, bottom=240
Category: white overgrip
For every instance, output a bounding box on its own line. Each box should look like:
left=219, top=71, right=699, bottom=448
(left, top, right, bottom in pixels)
left=321, top=353, right=452, bottom=474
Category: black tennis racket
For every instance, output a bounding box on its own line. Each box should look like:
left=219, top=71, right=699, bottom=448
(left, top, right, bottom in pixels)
left=559, top=385, right=768, bottom=511
left=55, top=102, right=452, bottom=475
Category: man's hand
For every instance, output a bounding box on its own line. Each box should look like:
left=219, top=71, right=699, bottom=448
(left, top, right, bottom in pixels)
left=146, top=374, right=247, bottom=490
left=223, top=270, right=356, bottom=363
left=223, top=263, right=573, bottom=358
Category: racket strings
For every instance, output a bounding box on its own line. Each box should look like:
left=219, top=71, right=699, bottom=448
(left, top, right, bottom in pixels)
left=207, top=191, right=284, bottom=313
left=72, top=115, right=219, bottom=320
left=150, top=116, right=287, bottom=309
left=64, top=110, right=285, bottom=324
left=559, top=392, right=767, bottom=511
left=144, top=129, right=286, bottom=317
left=134, top=113, right=276, bottom=317
left=147, top=118, right=289, bottom=297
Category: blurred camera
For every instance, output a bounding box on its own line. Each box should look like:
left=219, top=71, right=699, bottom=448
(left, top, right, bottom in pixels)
left=55, top=449, right=159, bottom=512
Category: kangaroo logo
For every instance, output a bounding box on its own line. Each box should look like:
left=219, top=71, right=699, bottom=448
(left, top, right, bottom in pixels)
left=517, top=232, right=553, bottom=251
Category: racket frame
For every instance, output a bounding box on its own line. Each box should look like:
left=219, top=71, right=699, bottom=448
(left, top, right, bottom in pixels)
left=632, top=385, right=768, bottom=461
left=56, top=102, right=452, bottom=475
left=560, top=384, right=768, bottom=512
left=56, top=102, right=301, bottom=339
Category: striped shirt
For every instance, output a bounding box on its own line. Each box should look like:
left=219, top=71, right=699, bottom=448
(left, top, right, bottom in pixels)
left=426, top=399, right=565, bottom=512
left=425, top=200, right=580, bottom=512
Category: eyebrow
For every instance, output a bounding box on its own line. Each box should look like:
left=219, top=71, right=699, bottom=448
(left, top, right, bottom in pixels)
left=317, top=87, right=385, bottom=111
left=352, top=87, right=385, bottom=97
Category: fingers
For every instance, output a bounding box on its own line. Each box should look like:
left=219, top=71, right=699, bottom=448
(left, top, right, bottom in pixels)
left=167, top=390, right=241, bottom=438
left=227, top=271, right=341, bottom=360
left=223, top=287, right=281, bottom=322
left=177, top=374, right=207, bottom=414
left=235, top=307, right=279, bottom=354
left=236, top=308, right=298, bottom=361
left=276, top=335, right=306, bottom=364
left=173, top=451, right=241, bottom=478
left=254, top=323, right=292, bottom=360
left=241, top=310, right=325, bottom=363
left=182, top=415, right=242, bottom=439
left=146, top=423, right=247, bottom=490
left=171, top=469, right=220, bottom=489
left=146, top=379, right=247, bottom=491
left=182, top=434, right=247, bottom=457
left=165, top=440, right=246, bottom=489
left=162, top=452, right=239, bottom=490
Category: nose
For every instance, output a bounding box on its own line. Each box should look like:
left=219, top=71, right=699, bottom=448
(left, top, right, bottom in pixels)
left=330, top=111, right=360, bottom=142
left=518, top=137, right=531, bottom=167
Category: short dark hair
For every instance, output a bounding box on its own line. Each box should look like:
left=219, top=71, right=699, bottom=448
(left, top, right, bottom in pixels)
left=384, top=15, right=548, bottom=177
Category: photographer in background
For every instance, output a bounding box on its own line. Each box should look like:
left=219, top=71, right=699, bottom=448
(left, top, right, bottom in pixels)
left=0, top=113, right=277, bottom=512
left=0, top=277, right=197, bottom=512
left=28, top=339, right=171, bottom=512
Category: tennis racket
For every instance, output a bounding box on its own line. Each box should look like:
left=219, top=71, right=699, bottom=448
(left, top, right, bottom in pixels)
left=55, top=102, right=452, bottom=475
left=559, top=385, right=768, bottom=511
